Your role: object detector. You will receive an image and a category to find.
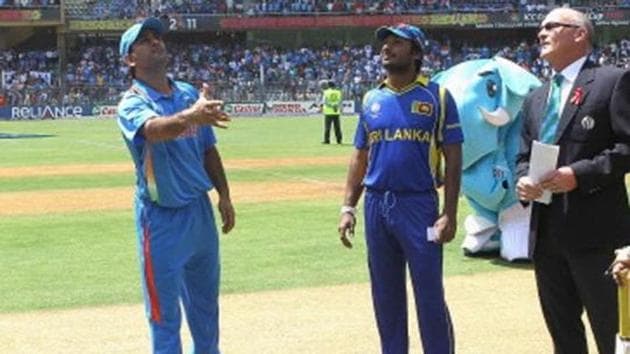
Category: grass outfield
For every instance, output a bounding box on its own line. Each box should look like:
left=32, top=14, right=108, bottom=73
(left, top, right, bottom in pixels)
left=4, top=116, right=622, bottom=314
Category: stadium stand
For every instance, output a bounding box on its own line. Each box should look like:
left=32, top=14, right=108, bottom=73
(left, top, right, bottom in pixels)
left=4, top=36, right=627, bottom=106
left=58, top=0, right=630, bottom=19
left=1, top=0, right=629, bottom=112
left=4, top=0, right=630, bottom=14
left=0, top=0, right=59, bottom=6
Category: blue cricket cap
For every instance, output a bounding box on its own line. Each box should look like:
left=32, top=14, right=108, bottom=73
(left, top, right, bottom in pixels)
left=376, top=23, right=426, bottom=50
left=119, top=17, right=166, bottom=57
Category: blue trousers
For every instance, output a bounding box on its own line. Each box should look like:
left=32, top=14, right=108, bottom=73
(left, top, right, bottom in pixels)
left=135, top=194, right=220, bottom=354
left=364, top=190, right=454, bottom=354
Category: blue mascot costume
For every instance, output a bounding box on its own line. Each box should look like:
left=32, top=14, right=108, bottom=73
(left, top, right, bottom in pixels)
left=433, top=56, right=541, bottom=261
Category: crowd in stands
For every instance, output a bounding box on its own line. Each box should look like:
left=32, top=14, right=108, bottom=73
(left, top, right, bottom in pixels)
left=65, top=0, right=230, bottom=19
left=0, top=0, right=58, bottom=6
left=2, top=35, right=629, bottom=106
left=2, top=0, right=629, bottom=13
left=52, top=0, right=630, bottom=19
left=0, top=49, right=59, bottom=106
left=2, top=0, right=627, bottom=17
left=1, top=1, right=629, bottom=107
left=244, top=0, right=548, bottom=15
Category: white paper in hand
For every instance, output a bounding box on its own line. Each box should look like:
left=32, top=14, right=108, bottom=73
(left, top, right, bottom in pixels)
left=427, top=227, right=437, bottom=242
left=528, top=140, right=560, bottom=205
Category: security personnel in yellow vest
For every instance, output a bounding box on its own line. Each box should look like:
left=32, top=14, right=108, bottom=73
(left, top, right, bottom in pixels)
left=322, top=81, right=343, bottom=144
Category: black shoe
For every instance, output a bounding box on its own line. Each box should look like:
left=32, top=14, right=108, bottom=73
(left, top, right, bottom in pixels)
left=463, top=249, right=500, bottom=258
left=321, top=141, right=330, bottom=144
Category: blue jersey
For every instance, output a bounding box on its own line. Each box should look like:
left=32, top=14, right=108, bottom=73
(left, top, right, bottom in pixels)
left=117, top=79, right=216, bottom=208
left=354, top=76, right=463, bottom=193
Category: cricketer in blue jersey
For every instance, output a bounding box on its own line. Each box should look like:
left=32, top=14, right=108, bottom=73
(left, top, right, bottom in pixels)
left=116, top=18, right=235, bottom=354
left=338, top=23, right=463, bottom=354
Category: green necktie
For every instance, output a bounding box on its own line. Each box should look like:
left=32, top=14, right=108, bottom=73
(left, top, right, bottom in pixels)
left=539, top=74, right=564, bottom=144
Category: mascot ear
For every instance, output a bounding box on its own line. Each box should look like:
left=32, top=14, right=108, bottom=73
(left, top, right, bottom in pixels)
left=493, top=56, right=541, bottom=96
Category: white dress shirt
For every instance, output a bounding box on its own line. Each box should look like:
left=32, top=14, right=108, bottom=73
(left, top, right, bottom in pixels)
left=551, top=56, right=587, bottom=115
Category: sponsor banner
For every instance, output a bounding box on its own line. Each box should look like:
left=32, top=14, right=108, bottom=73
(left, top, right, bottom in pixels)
left=265, top=101, right=320, bottom=115
left=68, top=15, right=218, bottom=32
left=91, top=105, right=118, bottom=118
left=0, top=100, right=358, bottom=120
left=599, top=8, right=630, bottom=22
left=219, top=10, right=630, bottom=30
left=1, top=105, right=92, bottom=120
left=474, top=12, right=523, bottom=29
left=411, top=12, right=490, bottom=27
left=225, top=102, right=264, bottom=116
left=262, top=100, right=354, bottom=116
left=341, top=100, right=355, bottom=115
left=68, top=19, right=135, bottom=32
left=0, top=108, right=8, bottom=120
left=478, top=10, right=630, bottom=29
left=220, top=13, right=490, bottom=30
left=519, top=9, right=622, bottom=24
left=581, top=9, right=630, bottom=26
left=223, top=101, right=356, bottom=116
left=0, top=8, right=61, bottom=25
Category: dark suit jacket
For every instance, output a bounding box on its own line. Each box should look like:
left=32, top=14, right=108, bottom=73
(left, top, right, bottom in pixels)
left=516, top=61, right=630, bottom=252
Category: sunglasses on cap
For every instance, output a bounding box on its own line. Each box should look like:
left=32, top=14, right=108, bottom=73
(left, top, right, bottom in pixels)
left=539, top=21, right=580, bottom=31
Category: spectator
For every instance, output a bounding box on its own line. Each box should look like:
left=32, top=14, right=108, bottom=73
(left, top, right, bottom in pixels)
left=5, top=33, right=629, bottom=105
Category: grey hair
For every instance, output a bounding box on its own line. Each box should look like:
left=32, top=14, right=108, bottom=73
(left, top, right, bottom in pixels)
left=555, top=7, right=594, bottom=50
left=574, top=10, right=594, bottom=49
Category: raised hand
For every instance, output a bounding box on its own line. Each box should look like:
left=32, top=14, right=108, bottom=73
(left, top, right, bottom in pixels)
left=186, top=83, right=231, bottom=128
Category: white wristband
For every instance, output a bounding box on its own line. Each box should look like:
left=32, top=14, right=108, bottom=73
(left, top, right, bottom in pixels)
left=340, top=205, right=357, bottom=217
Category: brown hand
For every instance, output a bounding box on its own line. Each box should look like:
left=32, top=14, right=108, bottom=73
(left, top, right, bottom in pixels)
left=540, top=167, right=577, bottom=194
left=338, top=213, right=356, bottom=249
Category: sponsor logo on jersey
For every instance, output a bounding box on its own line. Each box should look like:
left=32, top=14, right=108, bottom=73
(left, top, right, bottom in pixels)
left=179, top=124, right=199, bottom=139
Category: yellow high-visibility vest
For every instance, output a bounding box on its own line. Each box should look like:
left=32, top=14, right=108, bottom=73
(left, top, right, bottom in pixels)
left=323, top=88, right=342, bottom=115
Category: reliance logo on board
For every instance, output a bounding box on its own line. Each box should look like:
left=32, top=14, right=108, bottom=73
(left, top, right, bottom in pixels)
left=11, top=106, right=84, bottom=119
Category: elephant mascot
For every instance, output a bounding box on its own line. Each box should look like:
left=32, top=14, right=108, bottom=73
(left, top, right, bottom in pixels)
left=432, top=56, right=541, bottom=261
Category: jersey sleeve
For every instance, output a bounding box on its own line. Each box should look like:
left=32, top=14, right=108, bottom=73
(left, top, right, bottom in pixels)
left=441, top=89, right=464, bottom=145
left=200, top=126, right=217, bottom=151
left=117, top=94, right=158, bottom=145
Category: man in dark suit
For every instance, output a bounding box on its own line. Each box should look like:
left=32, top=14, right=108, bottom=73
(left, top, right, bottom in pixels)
left=516, top=7, right=630, bottom=354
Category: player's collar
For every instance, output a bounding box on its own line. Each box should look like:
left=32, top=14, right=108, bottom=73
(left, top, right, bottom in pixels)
left=132, top=78, right=175, bottom=100
left=379, top=75, right=429, bottom=93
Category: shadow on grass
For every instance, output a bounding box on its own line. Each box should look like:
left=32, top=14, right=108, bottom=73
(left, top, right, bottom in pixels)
left=463, top=250, right=534, bottom=270
left=490, top=257, right=534, bottom=270
left=0, top=133, right=56, bottom=139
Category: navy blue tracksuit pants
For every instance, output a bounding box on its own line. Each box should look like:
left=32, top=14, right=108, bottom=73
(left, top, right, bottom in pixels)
left=364, top=190, right=454, bottom=354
